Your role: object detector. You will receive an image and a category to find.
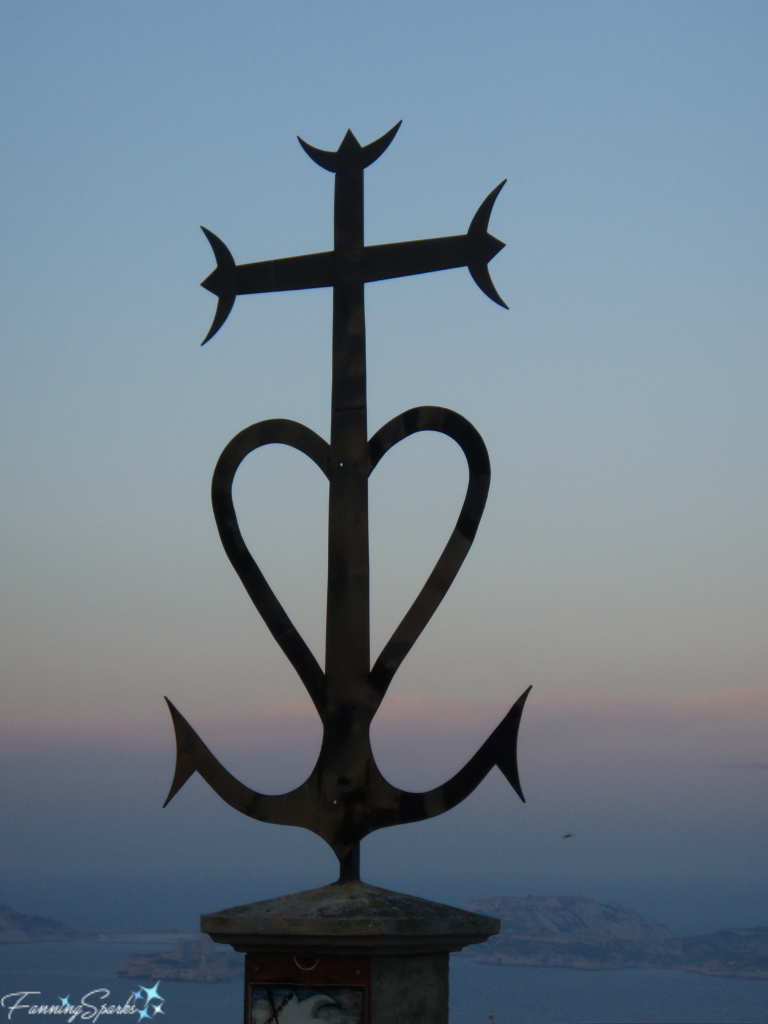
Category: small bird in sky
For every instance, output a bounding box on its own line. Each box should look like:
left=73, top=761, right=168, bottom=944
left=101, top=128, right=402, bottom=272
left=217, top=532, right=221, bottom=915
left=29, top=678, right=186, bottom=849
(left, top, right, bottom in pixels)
left=562, top=833, right=574, bottom=838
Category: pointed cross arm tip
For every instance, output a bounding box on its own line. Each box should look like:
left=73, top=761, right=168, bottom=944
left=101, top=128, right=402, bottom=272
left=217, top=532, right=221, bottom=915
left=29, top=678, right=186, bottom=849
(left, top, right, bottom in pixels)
left=298, top=121, right=402, bottom=172
left=199, top=227, right=236, bottom=344
left=467, top=180, right=508, bottom=308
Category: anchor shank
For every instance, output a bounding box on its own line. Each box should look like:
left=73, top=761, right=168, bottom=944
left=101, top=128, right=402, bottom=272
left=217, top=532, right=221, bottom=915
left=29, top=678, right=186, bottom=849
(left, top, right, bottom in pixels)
left=325, top=154, right=371, bottom=715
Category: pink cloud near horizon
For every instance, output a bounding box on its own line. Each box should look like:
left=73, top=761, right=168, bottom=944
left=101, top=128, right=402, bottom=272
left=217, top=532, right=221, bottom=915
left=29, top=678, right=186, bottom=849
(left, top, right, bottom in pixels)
left=3, top=685, right=765, bottom=805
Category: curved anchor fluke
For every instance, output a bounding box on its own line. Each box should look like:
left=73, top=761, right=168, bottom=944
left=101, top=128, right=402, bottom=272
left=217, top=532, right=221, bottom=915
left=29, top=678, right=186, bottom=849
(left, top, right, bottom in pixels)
left=199, top=227, right=237, bottom=344
left=466, top=180, right=508, bottom=309
left=298, top=122, right=402, bottom=173
left=163, top=697, right=267, bottom=817
left=163, top=697, right=198, bottom=806
left=397, top=685, right=531, bottom=826
left=483, top=684, right=531, bottom=801
left=441, top=683, right=531, bottom=805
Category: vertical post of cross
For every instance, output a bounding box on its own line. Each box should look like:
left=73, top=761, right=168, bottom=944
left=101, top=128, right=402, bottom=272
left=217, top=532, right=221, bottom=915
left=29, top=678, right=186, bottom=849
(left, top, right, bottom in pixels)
left=297, top=127, right=402, bottom=882
left=327, top=131, right=371, bottom=726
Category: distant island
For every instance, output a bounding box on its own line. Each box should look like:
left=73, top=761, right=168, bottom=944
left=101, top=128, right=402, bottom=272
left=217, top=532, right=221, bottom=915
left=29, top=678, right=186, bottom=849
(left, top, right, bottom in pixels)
left=117, top=936, right=241, bottom=983
left=0, top=905, right=82, bottom=943
left=466, top=896, right=768, bottom=980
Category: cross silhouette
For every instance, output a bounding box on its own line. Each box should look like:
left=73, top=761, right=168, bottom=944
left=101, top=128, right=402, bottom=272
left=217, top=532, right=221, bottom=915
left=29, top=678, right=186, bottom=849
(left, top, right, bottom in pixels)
left=164, top=124, right=529, bottom=882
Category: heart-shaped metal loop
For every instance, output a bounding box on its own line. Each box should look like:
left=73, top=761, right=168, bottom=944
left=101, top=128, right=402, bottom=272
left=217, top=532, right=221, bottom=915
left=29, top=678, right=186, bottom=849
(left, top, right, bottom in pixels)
left=367, top=406, right=490, bottom=700
left=211, top=406, right=490, bottom=720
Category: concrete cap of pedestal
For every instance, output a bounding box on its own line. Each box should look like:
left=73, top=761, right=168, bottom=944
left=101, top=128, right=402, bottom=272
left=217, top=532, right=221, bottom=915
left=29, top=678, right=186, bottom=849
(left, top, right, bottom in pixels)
left=201, top=880, right=500, bottom=956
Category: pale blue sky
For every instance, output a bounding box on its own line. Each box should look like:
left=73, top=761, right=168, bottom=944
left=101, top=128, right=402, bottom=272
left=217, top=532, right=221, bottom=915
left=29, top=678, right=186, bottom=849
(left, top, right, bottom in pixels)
left=1, top=2, right=767, bottom=932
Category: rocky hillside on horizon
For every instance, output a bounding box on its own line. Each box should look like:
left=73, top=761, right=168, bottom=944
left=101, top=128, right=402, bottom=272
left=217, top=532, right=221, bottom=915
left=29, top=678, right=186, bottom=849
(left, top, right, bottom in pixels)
left=0, top=905, right=82, bottom=943
left=466, top=896, right=768, bottom=979
left=469, top=895, right=677, bottom=945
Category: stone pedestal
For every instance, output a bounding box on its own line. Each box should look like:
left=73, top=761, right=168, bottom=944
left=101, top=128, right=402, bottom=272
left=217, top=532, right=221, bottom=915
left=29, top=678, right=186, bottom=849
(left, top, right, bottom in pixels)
left=201, top=880, right=499, bottom=1024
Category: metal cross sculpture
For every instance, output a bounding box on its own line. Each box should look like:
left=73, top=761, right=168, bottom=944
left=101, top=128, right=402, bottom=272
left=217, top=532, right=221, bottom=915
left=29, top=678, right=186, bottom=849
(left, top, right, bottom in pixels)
left=164, top=123, right=530, bottom=882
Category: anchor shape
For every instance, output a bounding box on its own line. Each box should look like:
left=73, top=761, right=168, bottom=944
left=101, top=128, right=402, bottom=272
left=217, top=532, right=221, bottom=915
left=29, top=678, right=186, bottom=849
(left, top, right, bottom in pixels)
left=164, top=123, right=530, bottom=880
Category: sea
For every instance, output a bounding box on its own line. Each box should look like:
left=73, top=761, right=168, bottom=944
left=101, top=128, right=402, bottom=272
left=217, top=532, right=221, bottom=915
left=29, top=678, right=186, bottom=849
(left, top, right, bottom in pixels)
left=1, top=937, right=767, bottom=1024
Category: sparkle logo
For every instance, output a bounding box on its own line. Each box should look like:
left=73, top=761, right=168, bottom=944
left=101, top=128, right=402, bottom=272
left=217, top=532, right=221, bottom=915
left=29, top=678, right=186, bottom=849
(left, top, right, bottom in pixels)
left=1, top=983, right=165, bottom=1022
left=130, top=985, right=164, bottom=1021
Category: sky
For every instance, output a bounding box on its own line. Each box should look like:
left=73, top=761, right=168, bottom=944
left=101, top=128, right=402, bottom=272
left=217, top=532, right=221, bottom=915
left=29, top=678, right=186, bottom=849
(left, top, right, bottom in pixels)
left=0, top=1, right=767, bottom=937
